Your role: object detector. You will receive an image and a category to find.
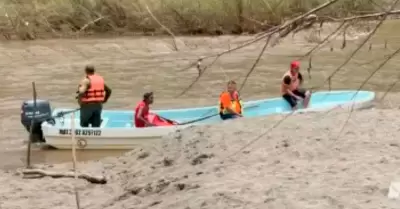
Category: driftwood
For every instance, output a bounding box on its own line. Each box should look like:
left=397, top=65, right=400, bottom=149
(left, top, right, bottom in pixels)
left=21, top=169, right=107, bottom=184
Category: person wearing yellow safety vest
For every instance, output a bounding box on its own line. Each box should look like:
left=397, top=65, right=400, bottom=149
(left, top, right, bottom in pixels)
left=219, top=80, right=243, bottom=120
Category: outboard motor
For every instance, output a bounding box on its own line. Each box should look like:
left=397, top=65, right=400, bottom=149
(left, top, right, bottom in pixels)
left=20, top=100, right=53, bottom=143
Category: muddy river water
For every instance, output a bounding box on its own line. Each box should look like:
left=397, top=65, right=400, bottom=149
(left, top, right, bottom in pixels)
left=1, top=21, right=400, bottom=169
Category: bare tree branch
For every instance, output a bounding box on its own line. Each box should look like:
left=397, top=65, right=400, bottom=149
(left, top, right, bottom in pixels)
left=300, top=21, right=347, bottom=59
left=380, top=74, right=400, bottom=103
left=176, top=0, right=340, bottom=97
left=225, top=0, right=400, bottom=162
left=145, top=5, right=179, bottom=51
left=325, top=9, right=400, bottom=22
left=76, top=16, right=106, bottom=38
left=239, top=35, right=272, bottom=92
left=333, top=45, right=400, bottom=140
left=311, top=0, right=400, bottom=92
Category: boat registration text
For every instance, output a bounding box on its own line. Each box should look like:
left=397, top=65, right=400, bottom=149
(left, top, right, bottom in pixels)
left=58, top=129, right=102, bottom=136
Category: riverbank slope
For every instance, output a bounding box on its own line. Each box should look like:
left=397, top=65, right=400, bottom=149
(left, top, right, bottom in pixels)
left=0, top=107, right=399, bottom=209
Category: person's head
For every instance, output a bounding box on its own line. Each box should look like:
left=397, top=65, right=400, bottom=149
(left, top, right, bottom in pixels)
left=85, top=65, right=95, bottom=75
left=143, top=92, right=154, bottom=104
left=290, top=60, right=300, bottom=74
left=227, top=80, right=237, bottom=93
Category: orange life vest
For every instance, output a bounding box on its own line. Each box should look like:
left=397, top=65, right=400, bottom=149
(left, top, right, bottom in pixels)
left=281, top=71, right=299, bottom=95
left=80, top=74, right=105, bottom=103
left=219, top=91, right=242, bottom=115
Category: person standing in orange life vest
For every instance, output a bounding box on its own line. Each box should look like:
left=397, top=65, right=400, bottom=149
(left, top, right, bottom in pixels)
left=76, top=65, right=112, bottom=127
left=219, top=80, right=243, bottom=120
left=281, top=60, right=311, bottom=110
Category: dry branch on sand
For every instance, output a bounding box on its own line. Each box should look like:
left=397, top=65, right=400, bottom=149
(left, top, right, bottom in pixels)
left=21, top=169, right=107, bottom=184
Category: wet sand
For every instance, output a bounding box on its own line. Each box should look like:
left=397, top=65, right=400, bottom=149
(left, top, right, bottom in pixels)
left=1, top=108, right=400, bottom=209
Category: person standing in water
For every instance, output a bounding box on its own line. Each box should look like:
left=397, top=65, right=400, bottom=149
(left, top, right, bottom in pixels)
left=76, top=65, right=112, bottom=127
left=219, top=80, right=243, bottom=120
left=281, top=60, right=312, bottom=110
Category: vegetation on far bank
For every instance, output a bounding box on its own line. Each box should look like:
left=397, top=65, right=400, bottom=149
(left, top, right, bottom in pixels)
left=0, top=0, right=387, bottom=40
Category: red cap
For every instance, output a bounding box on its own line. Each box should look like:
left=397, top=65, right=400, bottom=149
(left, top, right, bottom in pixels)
left=290, top=60, right=300, bottom=69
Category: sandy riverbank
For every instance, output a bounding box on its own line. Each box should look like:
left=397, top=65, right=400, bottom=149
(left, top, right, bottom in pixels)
left=1, top=105, right=400, bottom=209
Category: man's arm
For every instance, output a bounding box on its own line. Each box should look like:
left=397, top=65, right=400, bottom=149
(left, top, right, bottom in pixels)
left=103, top=84, right=112, bottom=103
left=77, top=78, right=90, bottom=100
left=283, top=76, right=301, bottom=98
left=283, top=75, right=291, bottom=85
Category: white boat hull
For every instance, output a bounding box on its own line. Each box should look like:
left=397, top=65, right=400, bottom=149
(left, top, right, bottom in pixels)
left=41, top=91, right=376, bottom=150
left=44, top=137, right=161, bottom=150
left=42, top=124, right=191, bottom=150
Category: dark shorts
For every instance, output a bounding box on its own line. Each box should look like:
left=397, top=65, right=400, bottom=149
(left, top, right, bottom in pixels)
left=80, top=102, right=103, bottom=127
left=282, top=88, right=307, bottom=108
left=219, top=113, right=237, bottom=120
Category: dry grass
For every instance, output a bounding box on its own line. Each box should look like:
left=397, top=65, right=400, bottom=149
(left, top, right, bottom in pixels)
left=0, top=0, right=386, bottom=40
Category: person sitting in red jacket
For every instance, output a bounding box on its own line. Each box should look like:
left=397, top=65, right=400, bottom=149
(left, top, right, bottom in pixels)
left=134, top=92, right=154, bottom=128
left=134, top=92, right=177, bottom=128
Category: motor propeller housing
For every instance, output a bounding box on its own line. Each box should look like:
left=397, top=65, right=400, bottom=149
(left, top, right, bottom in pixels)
left=20, top=99, right=52, bottom=143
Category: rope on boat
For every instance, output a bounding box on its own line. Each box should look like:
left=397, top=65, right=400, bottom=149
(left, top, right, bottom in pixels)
left=176, top=103, right=261, bottom=125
